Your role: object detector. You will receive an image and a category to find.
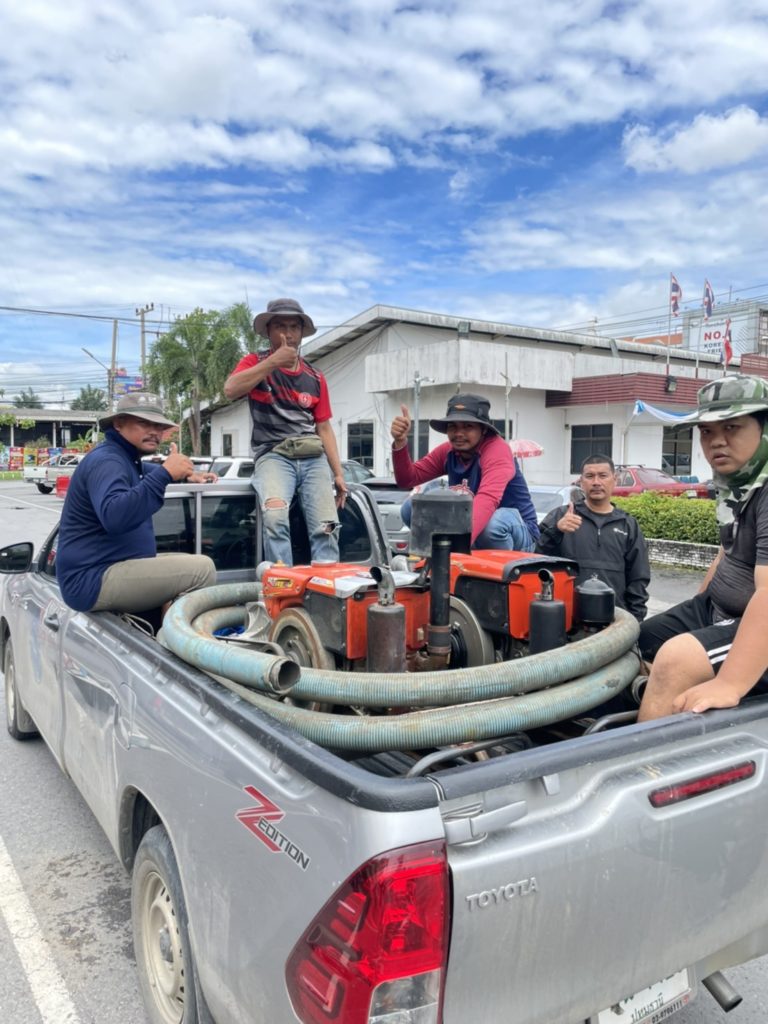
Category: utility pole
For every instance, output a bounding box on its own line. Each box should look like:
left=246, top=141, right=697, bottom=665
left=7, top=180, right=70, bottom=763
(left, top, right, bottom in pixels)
left=501, top=355, right=512, bottom=440
left=136, top=302, right=154, bottom=384
left=412, top=370, right=434, bottom=459
left=109, top=320, right=118, bottom=409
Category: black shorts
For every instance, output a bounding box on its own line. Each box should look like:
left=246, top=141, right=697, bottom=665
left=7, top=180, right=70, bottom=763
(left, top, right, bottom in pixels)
left=639, top=592, right=768, bottom=690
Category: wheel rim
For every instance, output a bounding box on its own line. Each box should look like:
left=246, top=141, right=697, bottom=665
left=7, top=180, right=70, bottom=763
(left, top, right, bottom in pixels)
left=138, top=869, right=186, bottom=1024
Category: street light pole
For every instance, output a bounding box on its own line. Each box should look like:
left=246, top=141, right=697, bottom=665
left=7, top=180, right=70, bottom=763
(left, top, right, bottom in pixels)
left=82, top=347, right=111, bottom=402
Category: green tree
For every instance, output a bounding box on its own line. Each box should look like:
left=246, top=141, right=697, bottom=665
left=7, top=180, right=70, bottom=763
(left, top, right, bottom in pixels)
left=71, top=385, right=108, bottom=411
left=147, top=302, right=252, bottom=454
left=13, top=388, right=43, bottom=408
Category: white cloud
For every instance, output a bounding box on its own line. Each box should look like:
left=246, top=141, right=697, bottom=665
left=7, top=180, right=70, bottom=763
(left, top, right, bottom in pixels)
left=624, top=107, right=768, bottom=174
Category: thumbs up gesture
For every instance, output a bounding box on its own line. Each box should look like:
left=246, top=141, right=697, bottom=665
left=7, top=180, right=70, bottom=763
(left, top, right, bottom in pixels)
left=391, top=404, right=412, bottom=450
left=557, top=501, right=583, bottom=534
left=163, top=441, right=195, bottom=481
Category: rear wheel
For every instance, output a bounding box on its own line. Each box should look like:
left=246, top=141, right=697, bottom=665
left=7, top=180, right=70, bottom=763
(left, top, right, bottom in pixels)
left=4, top=638, right=38, bottom=740
left=36, top=483, right=54, bottom=494
left=132, top=825, right=212, bottom=1024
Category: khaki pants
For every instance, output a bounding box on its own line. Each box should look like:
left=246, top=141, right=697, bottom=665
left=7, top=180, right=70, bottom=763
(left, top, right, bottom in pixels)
left=92, top=553, right=216, bottom=613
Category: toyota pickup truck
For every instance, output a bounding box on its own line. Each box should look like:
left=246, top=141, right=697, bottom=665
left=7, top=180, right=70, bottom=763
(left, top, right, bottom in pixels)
left=22, top=451, right=84, bottom=493
left=1, top=478, right=767, bottom=1024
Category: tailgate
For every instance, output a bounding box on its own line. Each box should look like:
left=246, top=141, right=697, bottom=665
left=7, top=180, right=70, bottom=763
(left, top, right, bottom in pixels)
left=438, top=722, right=768, bottom=1024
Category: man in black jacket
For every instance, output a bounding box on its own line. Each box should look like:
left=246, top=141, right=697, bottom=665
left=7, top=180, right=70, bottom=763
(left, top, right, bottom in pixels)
left=536, top=454, right=650, bottom=621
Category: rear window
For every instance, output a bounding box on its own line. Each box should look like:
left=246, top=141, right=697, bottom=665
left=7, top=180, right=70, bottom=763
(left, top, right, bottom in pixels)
left=639, top=468, right=677, bottom=485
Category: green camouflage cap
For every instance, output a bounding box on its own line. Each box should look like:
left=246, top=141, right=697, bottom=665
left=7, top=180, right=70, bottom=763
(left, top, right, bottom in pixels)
left=683, top=374, right=768, bottom=425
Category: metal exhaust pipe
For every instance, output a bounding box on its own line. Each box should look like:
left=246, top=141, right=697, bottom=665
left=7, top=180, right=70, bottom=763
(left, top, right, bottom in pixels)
left=702, top=971, right=742, bottom=1012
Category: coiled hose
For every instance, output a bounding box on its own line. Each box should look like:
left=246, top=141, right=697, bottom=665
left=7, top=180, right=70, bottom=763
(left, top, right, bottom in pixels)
left=161, top=583, right=640, bottom=752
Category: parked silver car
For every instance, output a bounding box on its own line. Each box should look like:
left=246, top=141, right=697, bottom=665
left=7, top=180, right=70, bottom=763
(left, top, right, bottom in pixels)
left=528, top=484, right=585, bottom=523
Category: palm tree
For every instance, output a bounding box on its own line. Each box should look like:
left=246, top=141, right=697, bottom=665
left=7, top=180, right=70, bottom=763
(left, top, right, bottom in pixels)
left=13, top=388, right=43, bottom=408
left=147, top=303, right=251, bottom=454
left=71, top=385, right=108, bottom=411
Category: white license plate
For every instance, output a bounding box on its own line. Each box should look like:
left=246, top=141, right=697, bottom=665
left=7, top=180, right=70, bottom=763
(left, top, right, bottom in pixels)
left=598, top=969, right=691, bottom=1024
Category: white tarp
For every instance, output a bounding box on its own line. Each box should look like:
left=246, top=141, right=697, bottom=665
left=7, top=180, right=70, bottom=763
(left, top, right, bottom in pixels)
left=632, top=400, right=692, bottom=424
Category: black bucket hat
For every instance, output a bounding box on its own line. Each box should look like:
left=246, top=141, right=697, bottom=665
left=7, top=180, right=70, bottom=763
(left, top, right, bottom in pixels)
left=252, top=298, right=316, bottom=338
left=429, top=394, right=501, bottom=436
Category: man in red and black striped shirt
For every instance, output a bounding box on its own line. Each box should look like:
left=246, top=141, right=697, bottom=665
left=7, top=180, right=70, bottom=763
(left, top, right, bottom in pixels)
left=224, top=298, right=347, bottom=565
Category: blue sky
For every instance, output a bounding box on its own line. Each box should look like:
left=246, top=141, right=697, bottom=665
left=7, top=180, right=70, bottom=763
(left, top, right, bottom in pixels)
left=1, top=0, right=768, bottom=403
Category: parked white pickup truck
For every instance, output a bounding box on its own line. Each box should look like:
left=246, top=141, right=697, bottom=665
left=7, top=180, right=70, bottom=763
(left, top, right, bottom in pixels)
left=1, top=479, right=767, bottom=1024
left=22, top=452, right=84, bottom=493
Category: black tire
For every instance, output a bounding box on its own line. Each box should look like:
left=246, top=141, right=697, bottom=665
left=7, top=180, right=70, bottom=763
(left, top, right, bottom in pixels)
left=36, top=483, right=54, bottom=494
left=4, top=638, right=38, bottom=740
left=132, top=825, right=213, bottom=1024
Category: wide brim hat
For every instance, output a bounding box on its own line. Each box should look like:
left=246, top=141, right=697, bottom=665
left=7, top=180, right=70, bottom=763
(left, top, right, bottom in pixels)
left=430, top=393, right=501, bottom=436
left=99, top=392, right=177, bottom=430
left=677, top=374, right=768, bottom=426
left=253, top=298, right=316, bottom=338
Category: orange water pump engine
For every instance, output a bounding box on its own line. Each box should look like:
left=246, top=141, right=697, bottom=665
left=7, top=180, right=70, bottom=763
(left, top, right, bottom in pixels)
left=260, top=490, right=588, bottom=672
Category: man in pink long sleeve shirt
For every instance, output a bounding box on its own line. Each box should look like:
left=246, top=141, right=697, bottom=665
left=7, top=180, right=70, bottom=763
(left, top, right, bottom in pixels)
left=390, top=394, right=539, bottom=551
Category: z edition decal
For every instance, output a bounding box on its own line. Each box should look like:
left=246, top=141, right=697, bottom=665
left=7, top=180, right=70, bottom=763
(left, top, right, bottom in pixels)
left=236, top=786, right=311, bottom=871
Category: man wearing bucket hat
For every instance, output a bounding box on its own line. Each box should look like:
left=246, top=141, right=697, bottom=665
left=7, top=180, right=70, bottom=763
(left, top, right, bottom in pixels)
left=224, top=298, right=346, bottom=565
left=638, top=373, right=768, bottom=720
left=390, top=394, right=539, bottom=551
left=56, top=393, right=217, bottom=615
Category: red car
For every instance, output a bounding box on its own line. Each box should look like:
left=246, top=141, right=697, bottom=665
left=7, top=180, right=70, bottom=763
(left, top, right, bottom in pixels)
left=612, top=465, right=710, bottom=498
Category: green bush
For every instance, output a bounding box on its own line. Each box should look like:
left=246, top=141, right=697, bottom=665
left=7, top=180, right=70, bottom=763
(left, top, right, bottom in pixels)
left=613, top=491, right=719, bottom=545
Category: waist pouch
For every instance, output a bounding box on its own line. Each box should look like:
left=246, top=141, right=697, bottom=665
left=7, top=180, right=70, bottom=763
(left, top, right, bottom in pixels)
left=272, top=435, right=325, bottom=460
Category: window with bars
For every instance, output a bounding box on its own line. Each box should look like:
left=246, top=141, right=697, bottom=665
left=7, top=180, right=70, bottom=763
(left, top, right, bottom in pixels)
left=662, top=426, right=693, bottom=476
left=347, top=421, right=374, bottom=467
left=570, top=424, right=613, bottom=474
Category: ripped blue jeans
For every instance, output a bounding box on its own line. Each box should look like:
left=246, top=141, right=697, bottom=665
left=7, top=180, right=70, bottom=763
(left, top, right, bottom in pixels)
left=252, top=453, right=340, bottom=566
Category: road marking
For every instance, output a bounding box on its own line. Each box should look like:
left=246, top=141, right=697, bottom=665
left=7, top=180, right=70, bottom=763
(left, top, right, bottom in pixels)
left=0, top=491, right=61, bottom=515
left=0, top=833, right=81, bottom=1024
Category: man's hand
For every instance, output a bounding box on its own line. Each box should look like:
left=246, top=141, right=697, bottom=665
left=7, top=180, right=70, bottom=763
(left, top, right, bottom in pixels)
left=187, top=471, right=218, bottom=484
left=672, top=678, right=743, bottom=714
left=391, top=404, right=412, bottom=449
left=163, top=443, right=196, bottom=481
left=268, top=343, right=299, bottom=370
left=556, top=502, right=582, bottom=533
left=334, top=475, right=348, bottom=509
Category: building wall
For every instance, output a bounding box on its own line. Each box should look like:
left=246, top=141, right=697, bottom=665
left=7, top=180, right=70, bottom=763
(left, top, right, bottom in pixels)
left=208, top=312, right=726, bottom=482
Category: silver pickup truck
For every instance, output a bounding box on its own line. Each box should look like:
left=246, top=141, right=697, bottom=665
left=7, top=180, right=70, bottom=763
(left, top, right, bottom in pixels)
left=1, top=479, right=768, bottom=1024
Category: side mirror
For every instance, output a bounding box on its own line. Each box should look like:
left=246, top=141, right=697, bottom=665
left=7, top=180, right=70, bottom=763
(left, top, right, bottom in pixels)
left=0, top=542, right=34, bottom=574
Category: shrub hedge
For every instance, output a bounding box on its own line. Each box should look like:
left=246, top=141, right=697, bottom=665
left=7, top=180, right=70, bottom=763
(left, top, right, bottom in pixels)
left=613, top=491, right=719, bottom=545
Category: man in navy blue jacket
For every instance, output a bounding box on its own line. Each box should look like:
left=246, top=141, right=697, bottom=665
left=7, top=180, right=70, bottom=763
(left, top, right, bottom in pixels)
left=56, top=393, right=217, bottom=615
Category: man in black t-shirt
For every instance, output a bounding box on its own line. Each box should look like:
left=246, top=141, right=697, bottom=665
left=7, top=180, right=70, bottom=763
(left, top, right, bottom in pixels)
left=638, top=375, right=768, bottom=721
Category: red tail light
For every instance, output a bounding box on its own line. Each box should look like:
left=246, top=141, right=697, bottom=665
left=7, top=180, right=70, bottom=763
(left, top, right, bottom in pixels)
left=649, top=760, right=756, bottom=808
left=286, top=840, right=449, bottom=1024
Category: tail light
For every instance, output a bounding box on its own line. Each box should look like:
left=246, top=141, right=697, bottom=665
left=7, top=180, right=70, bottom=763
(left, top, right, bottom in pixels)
left=286, top=840, right=449, bottom=1024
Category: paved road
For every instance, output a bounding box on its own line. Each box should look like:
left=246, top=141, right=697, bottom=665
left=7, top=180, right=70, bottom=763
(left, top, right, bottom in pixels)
left=0, top=480, right=766, bottom=1024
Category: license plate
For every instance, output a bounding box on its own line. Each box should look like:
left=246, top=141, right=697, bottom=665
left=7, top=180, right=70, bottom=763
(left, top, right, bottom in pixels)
left=597, top=969, right=691, bottom=1024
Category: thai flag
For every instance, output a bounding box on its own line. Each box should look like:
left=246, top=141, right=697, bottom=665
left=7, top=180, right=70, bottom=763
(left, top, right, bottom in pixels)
left=670, top=274, right=682, bottom=316
left=703, top=279, right=715, bottom=321
left=722, top=318, right=733, bottom=368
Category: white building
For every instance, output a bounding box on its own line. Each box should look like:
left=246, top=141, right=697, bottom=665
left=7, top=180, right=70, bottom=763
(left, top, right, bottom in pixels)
left=209, top=304, right=749, bottom=484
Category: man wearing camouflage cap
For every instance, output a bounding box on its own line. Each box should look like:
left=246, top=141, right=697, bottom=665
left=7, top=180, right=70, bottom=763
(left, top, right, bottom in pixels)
left=639, top=374, right=768, bottom=720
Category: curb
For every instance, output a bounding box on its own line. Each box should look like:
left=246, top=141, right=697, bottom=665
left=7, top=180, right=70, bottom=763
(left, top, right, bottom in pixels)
left=648, top=538, right=718, bottom=571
